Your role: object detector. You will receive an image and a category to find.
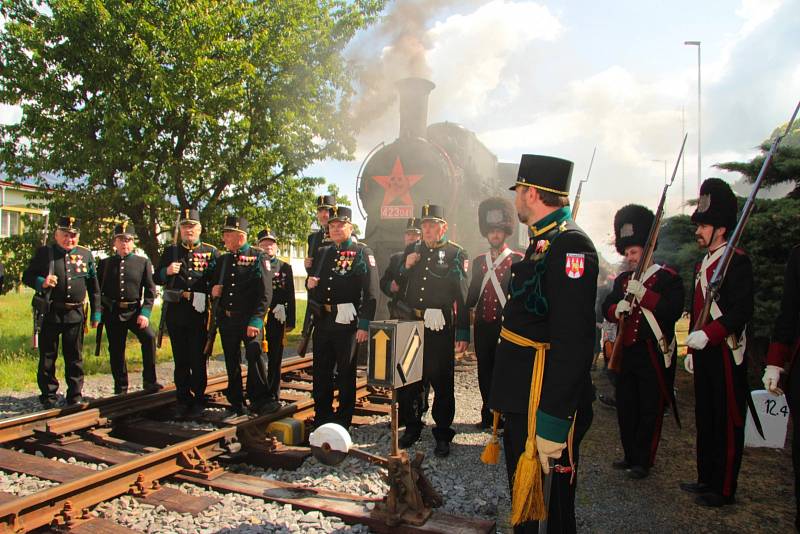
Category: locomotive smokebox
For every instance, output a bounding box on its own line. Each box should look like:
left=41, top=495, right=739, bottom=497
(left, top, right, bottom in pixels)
left=396, top=78, right=436, bottom=139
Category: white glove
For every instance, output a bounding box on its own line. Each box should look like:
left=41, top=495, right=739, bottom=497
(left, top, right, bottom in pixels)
left=685, top=330, right=709, bottom=350
left=335, top=303, right=357, bottom=325
left=273, top=304, right=286, bottom=324
left=423, top=308, right=446, bottom=331
left=626, top=279, right=646, bottom=300
left=762, top=365, right=783, bottom=395
left=192, top=292, right=206, bottom=313
left=684, top=354, right=694, bottom=374
left=614, top=299, right=632, bottom=319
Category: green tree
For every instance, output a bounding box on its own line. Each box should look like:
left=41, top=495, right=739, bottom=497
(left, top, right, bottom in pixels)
left=715, top=121, right=800, bottom=198
left=0, top=0, right=384, bottom=261
left=0, top=213, right=47, bottom=294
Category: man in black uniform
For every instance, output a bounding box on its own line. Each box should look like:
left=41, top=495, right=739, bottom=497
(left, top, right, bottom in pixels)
left=98, top=221, right=161, bottom=394
left=467, top=197, right=523, bottom=429
left=211, top=216, right=273, bottom=415
left=304, top=195, right=335, bottom=276
left=154, top=209, right=219, bottom=418
left=602, top=205, right=684, bottom=479
left=763, top=243, right=800, bottom=528
left=396, top=204, right=470, bottom=458
left=23, top=216, right=100, bottom=407
left=681, top=178, right=753, bottom=507
left=307, top=206, right=378, bottom=429
left=489, top=155, right=597, bottom=533
left=380, top=217, right=421, bottom=318
left=257, top=228, right=296, bottom=407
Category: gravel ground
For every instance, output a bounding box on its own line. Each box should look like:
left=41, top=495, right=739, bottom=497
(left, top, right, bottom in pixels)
left=0, top=355, right=796, bottom=532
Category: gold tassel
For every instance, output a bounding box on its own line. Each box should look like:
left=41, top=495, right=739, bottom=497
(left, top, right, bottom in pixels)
left=261, top=325, right=269, bottom=352
left=497, top=328, right=549, bottom=526
left=480, top=410, right=501, bottom=465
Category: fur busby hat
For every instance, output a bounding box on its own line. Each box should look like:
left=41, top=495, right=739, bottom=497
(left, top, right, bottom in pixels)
left=691, top=178, right=737, bottom=232
left=613, top=204, right=654, bottom=256
left=479, top=197, right=515, bottom=237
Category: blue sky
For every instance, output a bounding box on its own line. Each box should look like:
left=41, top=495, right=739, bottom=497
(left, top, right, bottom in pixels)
left=306, top=0, right=800, bottom=260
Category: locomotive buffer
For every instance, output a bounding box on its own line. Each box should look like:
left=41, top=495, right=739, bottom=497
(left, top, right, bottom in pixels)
left=309, top=320, right=442, bottom=527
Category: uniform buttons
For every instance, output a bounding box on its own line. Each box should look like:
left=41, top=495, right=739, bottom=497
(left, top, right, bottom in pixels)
left=419, top=298, right=423, bottom=302
left=423, top=277, right=427, bottom=280
left=188, top=276, right=193, bottom=280
left=329, top=277, right=333, bottom=280
left=427, top=257, right=431, bottom=261
left=421, top=287, right=425, bottom=291
left=229, top=292, right=234, bottom=296
left=231, top=283, right=235, bottom=287
left=327, top=287, right=331, bottom=290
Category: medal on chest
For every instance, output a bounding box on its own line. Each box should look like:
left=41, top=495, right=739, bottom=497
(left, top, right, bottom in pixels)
left=437, top=250, right=445, bottom=265
left=236, top=254, right=256, bottom=267
left=334, top=250, right=356, bottom=275
left=191, top=251, right=211, bottom=272
left=69, top=254, right=87, bottom=273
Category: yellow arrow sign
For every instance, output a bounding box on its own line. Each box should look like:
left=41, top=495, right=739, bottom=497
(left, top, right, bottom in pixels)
left=372, top=329, right=391, bottom=381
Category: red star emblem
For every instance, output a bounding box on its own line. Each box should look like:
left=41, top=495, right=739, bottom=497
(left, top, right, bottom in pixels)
left=372, top=157, right=422, bottom=206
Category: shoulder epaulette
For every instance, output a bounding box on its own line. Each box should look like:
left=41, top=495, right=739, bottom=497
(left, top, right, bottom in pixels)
left=448, top=240, right=463, bottom=250
left=203, top=242, right=217, bottom=250
left=661, top=265, right=678, bottom=276
left=251, top=246, right=264, bottom=253
left=75, top=245, right=91, bottom=252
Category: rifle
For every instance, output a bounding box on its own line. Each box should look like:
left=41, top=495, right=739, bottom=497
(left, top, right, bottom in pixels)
left=95, top=251, right=114, bottom=356
left=204, top=254, right=229, bottom=358
left=608, top=133, right=688, bottom=373
left=571, top=146, right=596, bottom=221
left=157, top=212, right=182, bottom=348
left=31, top=210, right=51, bottom=348
left=693, top=100, right=799, bottom=331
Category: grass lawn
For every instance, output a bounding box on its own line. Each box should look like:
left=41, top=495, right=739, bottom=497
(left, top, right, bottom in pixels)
left=0, top=289, right=306, bottom=391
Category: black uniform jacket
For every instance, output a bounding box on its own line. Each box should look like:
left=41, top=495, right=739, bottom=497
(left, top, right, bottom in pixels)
left=214, top=243, right=272, bottom=329
left=767, top=245, right=800, bottom=370
left=380, top=251, right=406, bottom=305
left=489, top=208, right=597, bottom=441
left=23, top=244, right=101, bottom=324
left=396, top=238, right=470, bottom=342
left=311, top=237, right=379, bottom=331
left=306, top=228, right=331, bottom=280
left=98, top=253, right=157, bottom=322
left=267, top=256, right=296, bottom=331
left=154, top=241, right=219, bottom=320
left=602, top=265, right=684, bottom=348
left=690, top=248, right=753, bottom=350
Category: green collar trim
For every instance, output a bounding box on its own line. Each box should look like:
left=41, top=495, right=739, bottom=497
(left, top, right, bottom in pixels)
left=530, top=207, right=571, bottom=236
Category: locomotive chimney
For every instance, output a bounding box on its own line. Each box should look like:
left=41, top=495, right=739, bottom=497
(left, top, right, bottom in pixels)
left=396, top=77, right=436, bottom=139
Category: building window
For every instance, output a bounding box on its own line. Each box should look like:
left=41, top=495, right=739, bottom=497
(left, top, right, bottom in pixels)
left=0, top=210, right=20, bottom=237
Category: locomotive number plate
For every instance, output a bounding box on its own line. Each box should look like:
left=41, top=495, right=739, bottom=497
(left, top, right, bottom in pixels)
left=380, top=205, right=413, bottom=219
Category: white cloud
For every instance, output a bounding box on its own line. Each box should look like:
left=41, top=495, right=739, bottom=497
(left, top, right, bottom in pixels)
left=735, top=0, right=784, bottom=37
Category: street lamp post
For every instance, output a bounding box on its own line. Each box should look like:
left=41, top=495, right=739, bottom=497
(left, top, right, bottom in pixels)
left=685, top=40, right=701, bottom=193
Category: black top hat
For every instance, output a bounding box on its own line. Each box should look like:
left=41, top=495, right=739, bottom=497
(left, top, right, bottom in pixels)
left=405, top=217, right=422, bottom=233
left=113, top=220, right=136, bottom=239
left=257, top=228, right=277, bottom=243
left=223, top=216, right=249, bottom=234
left=479, top=197, right=516, bottom=237
left=420, top=204, right=445, bottom=223
left=328, top=206, right=353, bottom=223
left=57, top=216, right=81, bottom=232
left=613, top=204, right=654, bottom=255
left=316, top=195, right=336, bottom=209
left=179, top=208, right=201, bottom=225
left=691, top=178, right=738, bottom=232
left=510, top=154, right=574, bottom=196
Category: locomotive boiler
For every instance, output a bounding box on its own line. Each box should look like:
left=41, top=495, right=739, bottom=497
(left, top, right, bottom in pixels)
left=357, top=77, right=520, bottom=318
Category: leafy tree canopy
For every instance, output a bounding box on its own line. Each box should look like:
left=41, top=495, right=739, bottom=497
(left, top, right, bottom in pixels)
left=0, top=0, right=385, bottom=261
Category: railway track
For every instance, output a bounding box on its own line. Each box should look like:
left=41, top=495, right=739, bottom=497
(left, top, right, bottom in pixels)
left=0, top=356, right=494, bottom=533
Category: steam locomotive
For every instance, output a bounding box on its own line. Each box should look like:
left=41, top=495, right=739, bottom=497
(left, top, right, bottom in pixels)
left=356, top=78, right=520, bottom=317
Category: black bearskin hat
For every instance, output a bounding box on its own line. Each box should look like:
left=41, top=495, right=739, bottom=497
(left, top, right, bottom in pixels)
left=479, top=197, right=516, bottom=237
left=690, top=178, right=737, bottom=233
left=614, top=204, right=654, bottom=256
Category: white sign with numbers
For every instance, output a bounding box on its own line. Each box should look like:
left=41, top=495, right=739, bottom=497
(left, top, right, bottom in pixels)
left=745, top=390, right=790, bottom=449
